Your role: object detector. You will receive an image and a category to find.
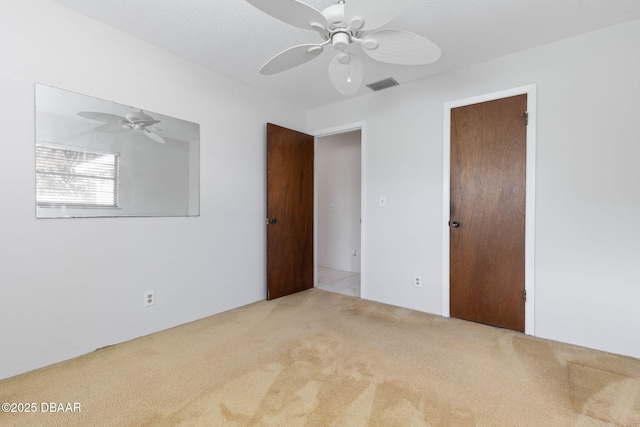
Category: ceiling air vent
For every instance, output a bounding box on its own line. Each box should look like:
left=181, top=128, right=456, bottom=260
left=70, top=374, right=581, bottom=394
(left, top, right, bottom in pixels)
left=366, top=78, right=399, bottom=92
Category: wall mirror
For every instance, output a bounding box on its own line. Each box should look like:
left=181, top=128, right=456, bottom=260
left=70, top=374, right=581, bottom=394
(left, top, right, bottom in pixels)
left=35, top=84, right=199, bottom=218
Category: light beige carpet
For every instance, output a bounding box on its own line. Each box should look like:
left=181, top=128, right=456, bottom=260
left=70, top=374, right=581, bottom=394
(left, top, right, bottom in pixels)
left=1, top=289, right=639, bottom=426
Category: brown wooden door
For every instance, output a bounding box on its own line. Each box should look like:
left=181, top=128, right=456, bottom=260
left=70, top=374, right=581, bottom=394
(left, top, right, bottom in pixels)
left=266, top=123, right=314, bottom=300
left=450, top=95, right=527, bottom=332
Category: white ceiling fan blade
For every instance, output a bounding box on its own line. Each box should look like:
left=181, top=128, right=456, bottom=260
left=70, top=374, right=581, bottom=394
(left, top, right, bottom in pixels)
left=361, top=30, right=441, bottom=65
left=328, top=53, right=363, bottom=96
left=142, top=129, right=165, bottom=144
left=245, top=0, right=328, bottom=31
left=78, top=111, right=127, bottom=123
left=260, top=44, right=324, bottom=75
left=344, top=0, right=412, bottom=31
left=95, top=123, right=132, bottom=134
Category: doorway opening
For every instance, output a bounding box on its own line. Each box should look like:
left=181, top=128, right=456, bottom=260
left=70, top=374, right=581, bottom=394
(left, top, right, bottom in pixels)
left=314, top=127, right=364, bottom=298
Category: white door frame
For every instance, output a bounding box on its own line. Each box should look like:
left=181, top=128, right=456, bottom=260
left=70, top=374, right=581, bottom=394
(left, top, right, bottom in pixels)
left=442, top=85, right=537, bottom=336
left=310, top=121, right=367, bottom=299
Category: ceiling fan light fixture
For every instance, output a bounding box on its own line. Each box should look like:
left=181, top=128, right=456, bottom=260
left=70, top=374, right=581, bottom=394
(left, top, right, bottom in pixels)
left=332, top=32, right=350, bottom=51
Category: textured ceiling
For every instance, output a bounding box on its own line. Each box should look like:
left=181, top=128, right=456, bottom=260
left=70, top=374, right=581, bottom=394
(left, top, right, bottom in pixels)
left=51, top=0, right=640, bottom=109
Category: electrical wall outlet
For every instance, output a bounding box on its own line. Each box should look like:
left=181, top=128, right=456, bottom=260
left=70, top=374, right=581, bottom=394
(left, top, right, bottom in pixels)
left=144, top=290, right=155, bottom=307
left=414, top=276, right=422, bottom=288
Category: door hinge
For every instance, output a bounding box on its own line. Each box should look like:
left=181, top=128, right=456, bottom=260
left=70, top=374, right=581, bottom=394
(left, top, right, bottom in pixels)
left=524, top=289, right=527, bottom=302
left=521, top=111, right=529, bottom=126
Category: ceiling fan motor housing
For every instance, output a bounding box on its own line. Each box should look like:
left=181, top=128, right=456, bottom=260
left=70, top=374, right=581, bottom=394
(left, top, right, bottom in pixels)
left=126, top=110, right=152, bottom=123
left=323, top=3, right=351, bottom=51
left=323, top=3, right=346, bottom=30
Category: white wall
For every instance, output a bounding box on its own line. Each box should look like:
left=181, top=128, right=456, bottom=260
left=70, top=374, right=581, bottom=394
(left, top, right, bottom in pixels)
left=317, top=131, right=361, bottom=273
left=307, top=19, right=640, bottom=359
left=0, top=0, right=305, bottom=379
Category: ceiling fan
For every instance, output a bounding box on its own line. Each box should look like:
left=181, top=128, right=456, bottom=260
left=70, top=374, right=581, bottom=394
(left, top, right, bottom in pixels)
left=245, top=0, right=442, bottom=96
left=77, top=110, right=166, bottom=144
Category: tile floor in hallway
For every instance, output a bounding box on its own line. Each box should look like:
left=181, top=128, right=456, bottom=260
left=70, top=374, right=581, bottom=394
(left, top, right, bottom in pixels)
left=317, top=267, right=361, bottom=297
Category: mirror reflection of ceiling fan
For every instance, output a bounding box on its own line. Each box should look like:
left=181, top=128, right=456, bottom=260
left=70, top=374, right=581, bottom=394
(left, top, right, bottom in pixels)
left=77, top=110, right=166, bottom=144
left=245, top=0, right=442, bottom=95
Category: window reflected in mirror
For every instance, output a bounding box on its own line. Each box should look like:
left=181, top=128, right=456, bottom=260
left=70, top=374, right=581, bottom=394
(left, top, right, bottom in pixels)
left=35, top=84, right=199, bottom=218
left=36, top=143, right=119, bottom=208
